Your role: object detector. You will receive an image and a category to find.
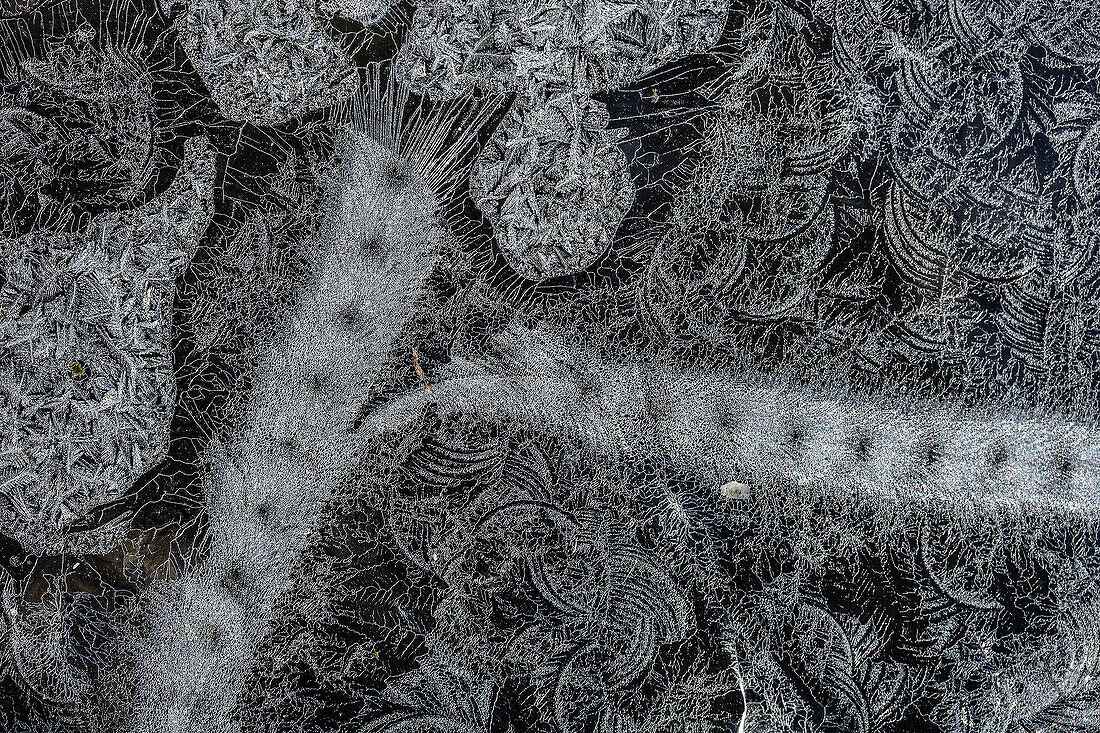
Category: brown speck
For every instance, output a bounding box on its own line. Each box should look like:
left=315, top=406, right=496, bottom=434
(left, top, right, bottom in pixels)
left=412, top=347, right=432, bottom=392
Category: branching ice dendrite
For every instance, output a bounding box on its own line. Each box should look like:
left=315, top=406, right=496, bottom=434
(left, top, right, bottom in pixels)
left=367, top=324, right=1100, bottom=521
left=120, top=130, right=448, bottom=732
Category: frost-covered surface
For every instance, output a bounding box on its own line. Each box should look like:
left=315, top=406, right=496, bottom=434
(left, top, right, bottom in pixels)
left=396, top=0, right=727, bottom=281
left=395, top=0, right=729, bottom=95
left=3, top=0, right=1100, bottom=731
left=170, top=0, right=366, bottom=125
left=0, top=136, right=214, bottom=554
left=112, top=130, right=445, bottom=733
left=471, top=90, right=634, bottom=279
